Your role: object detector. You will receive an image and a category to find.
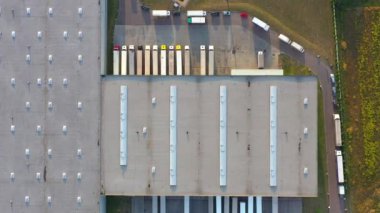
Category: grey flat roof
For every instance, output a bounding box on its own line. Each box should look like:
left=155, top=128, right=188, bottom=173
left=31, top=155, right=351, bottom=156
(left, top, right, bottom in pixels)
left=0, top=0, right=100, bottom=212
left=101, top=76, right=318, bottom=197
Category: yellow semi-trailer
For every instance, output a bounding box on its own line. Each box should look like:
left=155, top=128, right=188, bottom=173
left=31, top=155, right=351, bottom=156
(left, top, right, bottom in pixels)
left=113, top=45, right=120, bottom=75
left=152, top=45, right=159, bottom=75
left=160, top=45, right=167, bottom=75
left=168, top=45, right=175, bottom=75
left=144, top=45, right=151, bottom=75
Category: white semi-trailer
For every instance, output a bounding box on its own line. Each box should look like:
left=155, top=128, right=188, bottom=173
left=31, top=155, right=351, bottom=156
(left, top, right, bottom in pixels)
left=208, top=45, right=214, bottom=75
left=160, top=45, right=167, bottom=75
left=121, top=45, right=127, bottom=75
left=336, top=150, right=345, bottom=184
left=184, top=45, right=190, bottom=75
left=152, top=10, right=170, bottom=17
left=176, top=45, right=182, bottom=75
left=252, top=17, right=270, bottom=31
left=187, top=17, right=206, bottom=24
left=257, top=51, right=264, bottom=69
left=113, top=45, right=120, bottom=75
left=334, top=114, right=342, bottom=147
left=152, top=45, right=159, bottom=75
left=200, top=45, right=206, bottom=75
left=137, top=45, right=143, bottom=75
left=128, top=45, right=135, bottom=75
left=144, top=45, right=151, bottom=75
left=278, top=34, right=291, bottom=44
left=168, top=45, right=175, bottom=75
left=187, top=10, right=207, bottom=16
left=290, top=41, right=305, bottom=53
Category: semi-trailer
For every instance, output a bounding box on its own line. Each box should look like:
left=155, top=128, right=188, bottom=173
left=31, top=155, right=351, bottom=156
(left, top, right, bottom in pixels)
left=184, top=45, right=190, bottom=75
left=128, top=45, right=135, bottom=75
left=252, top=17, right=270, bottom=31
left=290, top=41, right=305, bottom=53
left=113, top=45, right=120, bottom=75
left=257, top=51, right=264, bottom=69
left=152, top=10, right=170, bottom=17
left=208, top=45, right=214, bottom=75
left=168, top=45, right=175, bottom=75
left=144, top=45, right=151, bottom=75
left=152, top=45, right=159, bottom=75
left=176, top=45, right=182, bottom=75
left=121, top=45, right=127, bottom=75
left=278, top=34, right=291, bottom=44
left=187, top=17, right=206, bottom=24
left=336, top=150, right=345, bottom=184
left=333, top=114, right=342, bottom=147
left=160, top=45, right=167, bottom=75
left=187, top=10, right=207, bottom=16
left=136, top=45, right=143, bottom=75
left=200, top=45, right=206, bottom=75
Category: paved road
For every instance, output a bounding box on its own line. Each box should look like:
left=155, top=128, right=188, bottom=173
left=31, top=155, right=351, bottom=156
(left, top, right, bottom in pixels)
left=116, top=0, right=346, bottom=212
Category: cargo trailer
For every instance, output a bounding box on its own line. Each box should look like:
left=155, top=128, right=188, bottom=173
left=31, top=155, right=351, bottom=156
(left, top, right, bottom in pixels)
left=336, top=150, right=345, bottom=184
left=200, top=45, right=206, bottom=75
left=168, top=45, right=175, bottom=75
left=128, top=45, right=135, bottom=75
left=152, top=10, right=170, bottom=17
left=208, top=45, right=214, bottom=75
left=278, top=34, right=291, bottom=44
left=113, top=45, right=120, bottom=75
left=334, top=114, right=342, bottom=147
left=175, top=45, right=182, bottom=75
left=121, top=45, right=127, bottom=75
left=184, top=45, right=190, bottom=75
left=136, top=45, right=143, bottom=75
left=144, top=45, right=151, bottom=75
left=290, top=41, right=305, bottom=53
left=152, top=45, right=159, bottom=75
left=252, top=17, right=270, bottom=31
left=187, top=10, right=206, bottom=16
left=187, top=17, right=206, bottom=24
left=160, top=45, right=167, bottom=75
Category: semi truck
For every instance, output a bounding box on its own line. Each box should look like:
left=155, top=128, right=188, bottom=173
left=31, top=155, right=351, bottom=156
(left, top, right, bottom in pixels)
left=290, top=41, right=305, bottom=53
left=144, top=45, right=151, bottom=75
left=187, top=10, right=207, bottom=16
left=128, top=45, right=135, bottom=75
left=208, top=45, right=214, bottom=75
left=200, top=45, right=206, bottom=75
left=333, top=114, right=342, bottom=147
left=184, top=45, right=190, bottom=75
left=152, top=45, right=159, bottom=75
left=187, top=17, right=206, bottom=24
left=176, top=45, right=182, bottom=75
left=257, top=51, right=264, bottom=69
left=168, top=45, right=175, bottom=75
left=121, top=45, right=127, bottom=75
left=278, top=34, right=291, bottom=44
left=152, top=10, right=170, bottom=17
left=252, top=17, right=270, bottom=31
left=336, top=150, right=345, bottom=184
left=113, top=45, right=120, bottom=75
left=160, top=45, right=167, bottom=75
left=136, top=45, right=143, bottom=75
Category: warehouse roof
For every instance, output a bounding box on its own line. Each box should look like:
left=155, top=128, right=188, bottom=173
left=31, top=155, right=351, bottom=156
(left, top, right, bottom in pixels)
left=101, top=76, right=318, bottom=197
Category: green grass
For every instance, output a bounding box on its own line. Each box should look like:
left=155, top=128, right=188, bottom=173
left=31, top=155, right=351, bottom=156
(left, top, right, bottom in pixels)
left=106, top=196, right=132, bottom=213
left=107, top=0, right=120, bottom=75
left=142, top=0, right=335, bottom=62
left=303, top=87, right=328, bottom=213
left=280, top=54, right=312, bottom=76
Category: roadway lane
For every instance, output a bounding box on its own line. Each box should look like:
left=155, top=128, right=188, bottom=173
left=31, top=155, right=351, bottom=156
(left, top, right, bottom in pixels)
left=116, top=1, right=345, bottom=212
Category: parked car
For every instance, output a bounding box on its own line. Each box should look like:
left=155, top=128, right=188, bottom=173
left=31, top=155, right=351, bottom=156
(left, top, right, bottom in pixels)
left=223, top=11, right=231, bottom=16
left=211, top=11, right=220, bottom=17
left=141, top=5, right=150, bottom=11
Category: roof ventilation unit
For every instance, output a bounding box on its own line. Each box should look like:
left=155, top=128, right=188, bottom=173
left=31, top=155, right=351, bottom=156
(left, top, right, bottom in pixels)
left=77, top=196, right=82, bottom=205
left=304, top=127, right=308, bottom=135
left=78, top=31, right=83, bottom=40
left=36, top=125, right=42, bottom=134
left=77, top=172, right=82, bottom=181
left=142, top=127, right=147, bottom=135
left=78, top=54, right=83, bottom=63
left=48, top=148, right=52, bottom=157
left=62, top=125, right=67, bottom=134
left=37, top=31, right=42, bottom=39
left=62, top=172, right=67, bottom=182
left=10, top=172, right=15, bottom=181
left=37, top=78, right=42, bottom=86
left=26, top=8, right=31, bottom=16
left=25, top=196, right=30, bottom=205
left=63, top=78, right=68, bottom=87
left=63, top=31, right=68, bottom=39
left=25, top=101, right=31, bottom=110
left=36, top=172, right=41, bottom=181
left=26, top=54, right=31, bottom=63
left=48, top=78, right=53, bottom=86
left=48, top=8, right=53, bottom=16
left=152, top=97, right=156, bottom=105
left=48, top=101, right=53, bottom=110
left=25, top=148, right=30, bottom=158
left=304, top=167, right=309, bottom=175
left=48, top=54, right=53, bottom=63
left=304, top=98, right=308, bottom=106
left=77, top=149, right=82, bottom=158
left=47, top=196, right=52, bottom=205
left=77, top=101, right=82, bottom=110
left=11, top=78, right=15, bottom=86
left=78, top=8, right=83, bottom=16
left=10, top=125, right=15, bottom=133
left=11, top=31, right=16, bottom=39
